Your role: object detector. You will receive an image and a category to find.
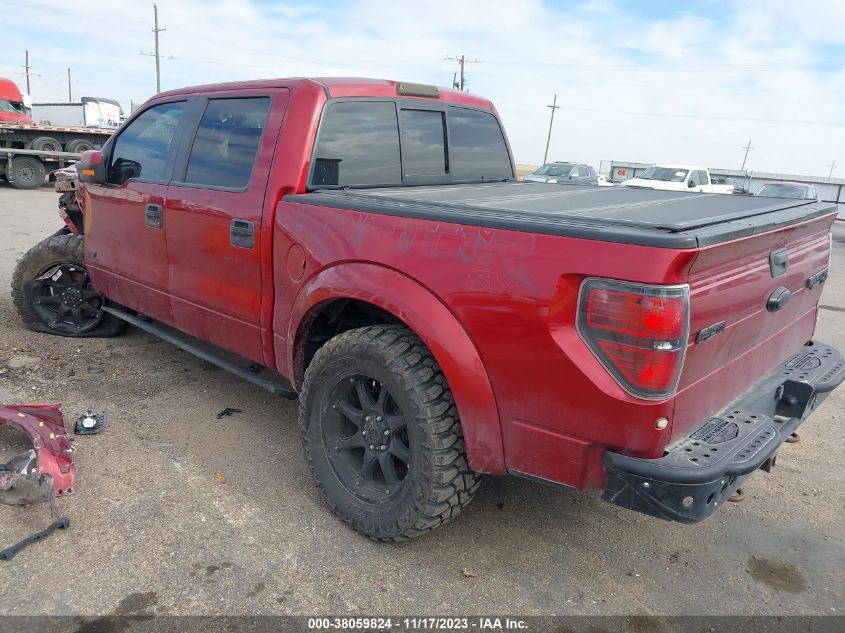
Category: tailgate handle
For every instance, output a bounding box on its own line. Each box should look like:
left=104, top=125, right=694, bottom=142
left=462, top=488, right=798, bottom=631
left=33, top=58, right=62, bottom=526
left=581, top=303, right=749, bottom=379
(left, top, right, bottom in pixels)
left=230, top=219, right=255, bottom=249
left=144, top=204, right=163, bottom=229
left=767, top=286, right=791, bottom=312
left=769, top=248, right=788, bottom=278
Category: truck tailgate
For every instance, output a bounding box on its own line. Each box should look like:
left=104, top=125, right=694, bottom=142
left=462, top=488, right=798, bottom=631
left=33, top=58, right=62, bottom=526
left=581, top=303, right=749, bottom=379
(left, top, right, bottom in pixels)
left=671, top=213, right=834, bottom=440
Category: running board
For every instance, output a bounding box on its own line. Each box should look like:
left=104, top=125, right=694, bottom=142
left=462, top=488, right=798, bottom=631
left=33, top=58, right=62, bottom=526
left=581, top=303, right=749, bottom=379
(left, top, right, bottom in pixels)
left=102, top=306, right=298, bottom=400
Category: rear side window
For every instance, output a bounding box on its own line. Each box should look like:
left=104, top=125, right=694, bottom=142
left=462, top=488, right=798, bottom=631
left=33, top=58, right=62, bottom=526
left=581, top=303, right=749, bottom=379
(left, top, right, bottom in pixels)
left=313, top=101, right=401, bottom=186
left=184, top=97, right=270, bottom=189
left=400, top=109, right=447, bottom=178
left=448, top=107, right=512, bottom=181
left=108, top=101, right=185, bottom=185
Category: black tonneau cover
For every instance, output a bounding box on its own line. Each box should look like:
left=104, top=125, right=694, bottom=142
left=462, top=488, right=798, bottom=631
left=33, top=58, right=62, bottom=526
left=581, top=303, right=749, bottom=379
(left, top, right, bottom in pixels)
left=285, top=182, right=837, bottom=248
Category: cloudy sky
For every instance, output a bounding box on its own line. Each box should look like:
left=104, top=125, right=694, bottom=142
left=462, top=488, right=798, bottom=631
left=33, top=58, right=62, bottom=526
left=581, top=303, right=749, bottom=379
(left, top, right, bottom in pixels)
left=2, top=0, right=844, bottom=177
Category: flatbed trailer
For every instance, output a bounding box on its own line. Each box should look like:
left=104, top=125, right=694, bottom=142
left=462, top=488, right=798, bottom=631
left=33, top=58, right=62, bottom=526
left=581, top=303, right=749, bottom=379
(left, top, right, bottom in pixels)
left=0, top=122, right=112, bottom=189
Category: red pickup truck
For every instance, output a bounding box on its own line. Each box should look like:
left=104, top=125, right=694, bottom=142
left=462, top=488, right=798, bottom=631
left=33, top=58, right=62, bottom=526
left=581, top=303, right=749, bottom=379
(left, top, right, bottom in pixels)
left=11, top=77, right=844, bottom=541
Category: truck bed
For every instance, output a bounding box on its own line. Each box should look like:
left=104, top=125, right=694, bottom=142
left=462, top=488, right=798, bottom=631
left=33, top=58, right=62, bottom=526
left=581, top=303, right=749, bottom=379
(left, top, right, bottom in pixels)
left=287, top=182, right=837, bottom=248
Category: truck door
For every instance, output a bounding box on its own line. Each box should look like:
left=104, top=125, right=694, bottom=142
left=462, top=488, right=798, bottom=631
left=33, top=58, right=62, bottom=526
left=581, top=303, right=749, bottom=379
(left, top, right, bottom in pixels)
left=84, top=100, right=187, bottom=323
left=162, top=90, right=289, bottom=364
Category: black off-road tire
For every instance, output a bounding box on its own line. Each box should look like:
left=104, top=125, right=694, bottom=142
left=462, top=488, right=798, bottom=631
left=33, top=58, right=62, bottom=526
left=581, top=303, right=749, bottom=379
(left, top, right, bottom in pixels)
left=11, top=233, right=128, bottom=337
left=6, top=156, right=47, bottom=190
left=299, top=324, right=481, bottom=541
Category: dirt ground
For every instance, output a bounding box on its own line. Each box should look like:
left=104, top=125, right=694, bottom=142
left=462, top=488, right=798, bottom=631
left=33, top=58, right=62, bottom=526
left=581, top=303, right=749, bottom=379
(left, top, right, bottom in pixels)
left=0, top=182, right=843, bottom=618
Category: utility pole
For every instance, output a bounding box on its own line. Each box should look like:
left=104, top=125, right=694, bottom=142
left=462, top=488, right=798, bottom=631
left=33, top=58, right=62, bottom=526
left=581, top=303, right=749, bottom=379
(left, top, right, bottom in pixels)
left=829, top=160, right=837, bottom=179
left=740, top=139, right=754, bottom=172
left=153, top=4, right=166, bottom=93
left=24, top=50, right=32, bottom=95
left=543, top=94, right=561, bottom=165
left=443, top=55, right=478, bottom=91
left=67, top=67, right=72, bottom=101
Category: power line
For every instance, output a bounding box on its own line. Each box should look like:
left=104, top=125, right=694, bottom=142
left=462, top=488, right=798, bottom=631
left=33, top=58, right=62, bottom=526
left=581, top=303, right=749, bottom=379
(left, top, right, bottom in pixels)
left=493, top=100, right=845, bottom=127
left=476, top=58, right=842, bottom=72
left=543, top=94, right=560, bottom=165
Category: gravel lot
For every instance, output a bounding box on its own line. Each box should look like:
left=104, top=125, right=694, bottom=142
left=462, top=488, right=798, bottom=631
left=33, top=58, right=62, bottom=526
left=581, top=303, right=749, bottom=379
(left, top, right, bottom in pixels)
left=1, top=183, right=843, bottom=618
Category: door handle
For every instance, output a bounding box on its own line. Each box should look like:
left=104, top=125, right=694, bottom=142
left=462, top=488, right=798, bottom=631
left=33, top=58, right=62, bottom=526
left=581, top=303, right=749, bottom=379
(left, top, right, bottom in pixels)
left=230, top=219, right=255, bottom=249
left=145, top=204, right=163, bottom=229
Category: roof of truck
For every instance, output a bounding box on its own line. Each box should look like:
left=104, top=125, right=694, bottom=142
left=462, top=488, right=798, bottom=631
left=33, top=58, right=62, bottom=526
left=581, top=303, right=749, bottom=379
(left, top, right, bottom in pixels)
left=155, top=77, right=493, bottom=109
left=0, top=77, right=24, bottom=100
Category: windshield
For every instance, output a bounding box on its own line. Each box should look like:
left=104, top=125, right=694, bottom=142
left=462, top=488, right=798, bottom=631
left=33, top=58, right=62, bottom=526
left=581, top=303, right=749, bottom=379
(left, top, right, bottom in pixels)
left=534, top=163, right=574, bottom=177
left=0, top=99, right=28, bottom=115
left=757, top=184, right=809, bottom=199
left=638, top=166, right=689, bottom=182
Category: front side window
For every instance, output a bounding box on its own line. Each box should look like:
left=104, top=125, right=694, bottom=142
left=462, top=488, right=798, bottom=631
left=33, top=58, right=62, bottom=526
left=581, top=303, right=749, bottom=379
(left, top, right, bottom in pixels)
left=689, top=171, right=702, bottom=187
left=313, top=101, right=401, bottom=186
left=448, top=107, right=512, bottom=181
left=0, top=100, right=27, bottom=114
left=400, top=109, right=447, bottom=178
left=184, top=97, right=270, bottom=189
left=108, top=101, right=185, bottom=185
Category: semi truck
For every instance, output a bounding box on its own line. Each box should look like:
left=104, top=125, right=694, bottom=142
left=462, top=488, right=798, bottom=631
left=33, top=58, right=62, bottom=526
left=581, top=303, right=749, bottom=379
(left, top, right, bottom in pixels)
left=1, top=77, right=115, bottom=189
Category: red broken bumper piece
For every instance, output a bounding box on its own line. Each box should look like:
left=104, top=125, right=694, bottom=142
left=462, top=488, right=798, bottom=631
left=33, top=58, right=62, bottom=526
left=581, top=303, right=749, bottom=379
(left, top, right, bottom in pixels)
left=0, top=404, right=75, bottom=497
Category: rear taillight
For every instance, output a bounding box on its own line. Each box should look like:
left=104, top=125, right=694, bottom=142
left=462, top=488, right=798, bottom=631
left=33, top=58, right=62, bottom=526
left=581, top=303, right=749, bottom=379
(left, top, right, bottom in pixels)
left=577, top=278, right=689, bottom=399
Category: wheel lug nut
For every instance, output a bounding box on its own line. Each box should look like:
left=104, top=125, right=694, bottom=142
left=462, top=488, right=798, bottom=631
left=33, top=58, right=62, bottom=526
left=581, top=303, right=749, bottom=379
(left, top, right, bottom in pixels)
left=369, top=444, right=374, bottom=450
left=376, top=416, right=383, bottom=422
left=380, top=445, right=386, bottom=450
left=383, top=429, right=390, bottom=436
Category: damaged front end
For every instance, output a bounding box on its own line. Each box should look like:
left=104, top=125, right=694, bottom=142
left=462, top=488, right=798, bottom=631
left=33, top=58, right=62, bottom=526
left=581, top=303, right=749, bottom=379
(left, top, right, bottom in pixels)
left=1, top=404, right=74, bottom=559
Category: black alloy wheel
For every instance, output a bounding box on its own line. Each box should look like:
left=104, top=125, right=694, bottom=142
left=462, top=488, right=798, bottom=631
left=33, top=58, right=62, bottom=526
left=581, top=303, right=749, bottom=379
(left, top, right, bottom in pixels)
left=29, top=263, right=105, bottom=335
left=325, top=374, right=412, bottom=501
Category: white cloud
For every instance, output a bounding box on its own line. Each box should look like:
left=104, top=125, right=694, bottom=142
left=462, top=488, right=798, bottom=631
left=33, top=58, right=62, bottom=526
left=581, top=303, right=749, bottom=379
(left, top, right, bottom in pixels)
left=2, top=0, right=843, bottom=176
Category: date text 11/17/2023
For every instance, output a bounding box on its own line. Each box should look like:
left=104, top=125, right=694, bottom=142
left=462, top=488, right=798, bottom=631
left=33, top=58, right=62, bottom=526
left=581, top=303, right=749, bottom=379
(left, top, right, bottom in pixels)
left=306, top=617, right=528, bottom=630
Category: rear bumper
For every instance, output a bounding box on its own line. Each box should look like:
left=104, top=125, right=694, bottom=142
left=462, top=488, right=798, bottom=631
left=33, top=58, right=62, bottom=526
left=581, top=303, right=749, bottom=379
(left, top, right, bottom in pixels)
left=602, top=340, right=845, bottom=523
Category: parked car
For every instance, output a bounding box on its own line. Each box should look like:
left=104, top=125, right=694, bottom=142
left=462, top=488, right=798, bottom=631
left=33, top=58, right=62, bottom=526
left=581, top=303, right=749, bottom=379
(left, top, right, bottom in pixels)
left=12, top=77, right=843, bottom=540
left=623, top=164, right=734, bottom=193
left=756, top=182, right=819, bottom=200
left=524, top=161, right=598, bottom=185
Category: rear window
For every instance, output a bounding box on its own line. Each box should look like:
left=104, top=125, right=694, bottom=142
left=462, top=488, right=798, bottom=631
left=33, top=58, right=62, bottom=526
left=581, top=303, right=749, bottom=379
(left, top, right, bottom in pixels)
left=311, top=100, right=512, bottom=188
left=448, top=107, right=512, bottom=181
left=312, top=101, right=401, bottom=187
left=400, top=109, right=447, bottom=178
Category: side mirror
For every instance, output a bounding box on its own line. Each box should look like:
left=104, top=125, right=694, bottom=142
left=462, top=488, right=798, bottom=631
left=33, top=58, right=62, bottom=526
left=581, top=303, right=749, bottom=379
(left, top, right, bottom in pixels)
left=687, top=180, right=696, bottom=188
left=78, top=150, right=107, bottom=184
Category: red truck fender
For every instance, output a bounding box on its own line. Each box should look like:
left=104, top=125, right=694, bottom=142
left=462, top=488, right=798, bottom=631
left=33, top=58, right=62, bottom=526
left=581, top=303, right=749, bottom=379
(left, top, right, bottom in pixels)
left=285, top=262, right=506, bottom=474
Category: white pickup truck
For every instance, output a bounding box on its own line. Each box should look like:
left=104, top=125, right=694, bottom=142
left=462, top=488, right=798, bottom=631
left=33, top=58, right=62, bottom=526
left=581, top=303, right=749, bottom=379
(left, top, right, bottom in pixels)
left=622, top=164, right=734, bottom=194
